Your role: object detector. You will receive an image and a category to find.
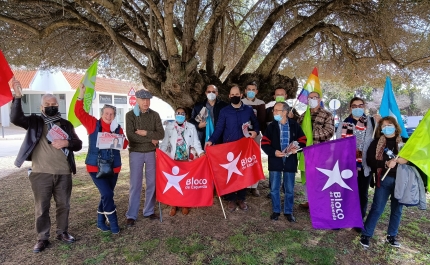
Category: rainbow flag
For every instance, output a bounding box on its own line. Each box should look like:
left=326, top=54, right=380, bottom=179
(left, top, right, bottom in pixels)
left=68, top=61, right=98, bottom=127
left=297, top=67, right=322, bottom=105
left=399, top=110, right=430, bottom=178
left=379, top=76, right=408, bottom=138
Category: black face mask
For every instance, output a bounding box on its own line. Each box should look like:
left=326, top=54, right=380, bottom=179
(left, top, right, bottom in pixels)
left=230, top=96, right=241, bottom=105
left=44, top=106, right=59, bottom=116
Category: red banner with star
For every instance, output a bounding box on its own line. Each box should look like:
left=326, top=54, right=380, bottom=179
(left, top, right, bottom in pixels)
left=206, top=137, right=265, bottom=196
left=155, top=149, right=214, bottom=207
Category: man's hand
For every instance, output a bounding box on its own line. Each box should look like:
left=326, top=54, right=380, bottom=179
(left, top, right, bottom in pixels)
left=288, top=111, right=294, bottom=118
left=249, top=131, right=257, bottom=139
left=373, top=114, right=381, bottom=124
left=275, top=150, right=285, bottom=157
left=198, top=120, right=207, bottom=128
left=151, top=139, right=159, bottom=146
left=204, top=141, right=212, bottom=150
left=135, top=129, right=148, bottom=136
left=51, top=139, right=69, bottom=149
left=12, top=78, right=22, bottom=97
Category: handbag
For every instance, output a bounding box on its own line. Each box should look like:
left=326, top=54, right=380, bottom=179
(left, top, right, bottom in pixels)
left=96, top=151, right=114, bottom=179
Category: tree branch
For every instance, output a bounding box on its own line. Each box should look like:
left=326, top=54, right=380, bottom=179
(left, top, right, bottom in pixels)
left=226, top=0, right=302, bottom=81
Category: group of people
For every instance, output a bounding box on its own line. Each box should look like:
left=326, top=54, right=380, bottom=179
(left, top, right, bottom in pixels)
left=10, top=78, right=416, bottom=253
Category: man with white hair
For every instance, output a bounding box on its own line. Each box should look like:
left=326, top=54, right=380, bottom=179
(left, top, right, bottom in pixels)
left=10, top=79, right=82, bottom=253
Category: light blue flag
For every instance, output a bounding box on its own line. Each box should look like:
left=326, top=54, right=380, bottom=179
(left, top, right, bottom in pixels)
left=379, top=76, right=408, bottom=138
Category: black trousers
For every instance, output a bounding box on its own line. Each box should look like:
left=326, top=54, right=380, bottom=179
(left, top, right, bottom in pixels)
left=357, top=168, right=372, bottom=219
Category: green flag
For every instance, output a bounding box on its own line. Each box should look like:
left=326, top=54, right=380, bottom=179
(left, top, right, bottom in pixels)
left=68, top=61, right=98, bottom=127
left=398, top=110, right=430, bottom=178
left=298, top=106, right=314, bottom=184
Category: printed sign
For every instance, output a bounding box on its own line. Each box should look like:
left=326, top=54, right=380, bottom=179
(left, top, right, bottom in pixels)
left=96, top=132, right=125, bottom=150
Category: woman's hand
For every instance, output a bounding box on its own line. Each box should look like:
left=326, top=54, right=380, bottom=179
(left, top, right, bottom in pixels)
left=78, top=83, right=86, bottom=99
left=386, top=159, right=397, bottom=169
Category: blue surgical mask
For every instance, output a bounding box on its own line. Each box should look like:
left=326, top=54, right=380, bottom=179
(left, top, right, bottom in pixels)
left=381, top=125, right=395, bottom=136
left=274, top=114, right=282, bottom=122
left=351, top=108, right=364, bottom=118
left=133, top=104, right=140, bottom=116
left=246, top=91, right=256, bottom=99
left=175, top=115, right=186, bottom=124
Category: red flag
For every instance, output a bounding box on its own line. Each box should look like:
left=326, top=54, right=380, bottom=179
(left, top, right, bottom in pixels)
left=0, top=50, right=13, bottom=107
left=206, top=138, right=265, bottom=196
left=156, top=149, right=214, bottom=207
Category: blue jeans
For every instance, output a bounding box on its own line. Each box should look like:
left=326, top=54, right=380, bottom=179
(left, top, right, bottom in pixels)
left=269, top=171, right=296, bottom=214
left=90, top=172, right=119, bottom=214
left=362, top=176, right=403, bottom=237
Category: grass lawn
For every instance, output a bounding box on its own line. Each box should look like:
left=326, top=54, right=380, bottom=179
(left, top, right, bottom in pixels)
left=0, top=151, right=429, bottom=264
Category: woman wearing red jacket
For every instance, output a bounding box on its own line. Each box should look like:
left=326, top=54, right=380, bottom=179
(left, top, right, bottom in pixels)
left=74, top=84, right=128, bottom=234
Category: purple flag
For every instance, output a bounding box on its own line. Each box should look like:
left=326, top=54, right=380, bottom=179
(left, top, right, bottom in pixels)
left=303, top=137, right=363, bottom=229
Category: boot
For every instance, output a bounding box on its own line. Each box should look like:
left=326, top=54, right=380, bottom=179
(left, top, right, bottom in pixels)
left=97, top=213, right=110, bottom=232
left=106, top=211, right=120, bottom=234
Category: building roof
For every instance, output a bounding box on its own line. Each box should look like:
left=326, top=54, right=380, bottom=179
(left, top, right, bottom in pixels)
left=10, top=70, right=145, bottom=94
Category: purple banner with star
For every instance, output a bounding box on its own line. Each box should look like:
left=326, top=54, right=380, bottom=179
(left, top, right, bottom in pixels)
left=303, top=137, right=363, bottom=229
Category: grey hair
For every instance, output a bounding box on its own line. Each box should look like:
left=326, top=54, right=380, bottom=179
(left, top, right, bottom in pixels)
left=41, top=94, right=58, bottom=105
left=274, top=102, right=290, bottom=112
left=206, top=84, right=218, bottom=92
left=101, top=104, right=117, bottom=117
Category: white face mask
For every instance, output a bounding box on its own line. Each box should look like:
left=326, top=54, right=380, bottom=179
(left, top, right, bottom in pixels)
left=207, top=93, right=216, bottom=101
left=309, top=99, right=319, bottom=108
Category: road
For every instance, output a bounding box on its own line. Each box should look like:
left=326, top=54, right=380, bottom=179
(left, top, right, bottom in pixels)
left=0, top=139, right=23, bottom=157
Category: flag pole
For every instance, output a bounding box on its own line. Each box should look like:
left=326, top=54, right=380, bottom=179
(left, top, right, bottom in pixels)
left=158, top=202, right=163, bottom=223
left=218, top=196, right=227, bottom=219
left=381, top=155, right=399, bottom=182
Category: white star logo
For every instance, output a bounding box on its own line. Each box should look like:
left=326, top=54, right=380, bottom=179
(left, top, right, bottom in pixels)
left=162, top=166, right=188, bottom=195
left=316, top=161, right=353, bottom=191
left=220, top=152, right=243, bottom=184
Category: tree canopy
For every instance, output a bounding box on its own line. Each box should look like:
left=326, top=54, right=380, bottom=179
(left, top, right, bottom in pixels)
left=1, top=0, right=430, bottom=108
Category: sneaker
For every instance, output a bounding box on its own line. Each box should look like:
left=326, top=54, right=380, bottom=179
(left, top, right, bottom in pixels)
left=227, top=201, right=237, bottom=212
left=237, top=200, right=248, bottom=211
left=270, top=212, right=280, bottom=221
left=360, top=235, right=370, bottom=248
left=386, top=235, right=401, bottom=248
left=284, top=214, right=296, bottom=223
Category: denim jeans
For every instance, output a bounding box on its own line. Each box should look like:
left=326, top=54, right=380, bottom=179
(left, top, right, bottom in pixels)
left=362, top=176, right=403, bottom=237
left=269, top=171, right=296, bottom=214
left=90, top=172, right=119, bottom=214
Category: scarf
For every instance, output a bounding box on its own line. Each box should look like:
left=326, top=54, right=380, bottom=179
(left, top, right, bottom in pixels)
left=341, top=114, right=367, bottom=162
left=41, top=112, right=69, bottom=156
left=174, top=122, right=188, bottom=161
left=375, top=135, right=402, bottom=187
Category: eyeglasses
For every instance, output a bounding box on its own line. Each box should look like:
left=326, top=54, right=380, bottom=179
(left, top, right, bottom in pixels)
left=206, top=91, right=216, bottom=94
left=308, top=96, right=320, bottom=100
left=351, top=104, right=364, bottom=109
left=176, top=112, right=186, bottom=115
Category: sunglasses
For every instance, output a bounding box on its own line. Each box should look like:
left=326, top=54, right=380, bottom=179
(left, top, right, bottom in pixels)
left=104, top=104, right=117, bottom=110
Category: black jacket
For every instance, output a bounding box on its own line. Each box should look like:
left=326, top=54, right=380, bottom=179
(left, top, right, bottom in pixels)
left=261, top=119, right=307, bottom=172
left=189, top=98, right=228, bottom=147
left=10, top=97, right=82, bottom=174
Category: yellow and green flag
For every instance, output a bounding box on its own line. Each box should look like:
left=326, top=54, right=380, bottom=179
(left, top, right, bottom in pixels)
left=398, top=110, right=430, bottom=178
left=298, top=107, right=314, bottom=183
left=68, top=61, right=98, bottom=127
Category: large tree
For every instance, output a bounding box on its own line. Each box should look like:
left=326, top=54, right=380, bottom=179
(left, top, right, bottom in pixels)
left=1, top=0, right=430, bottom=107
